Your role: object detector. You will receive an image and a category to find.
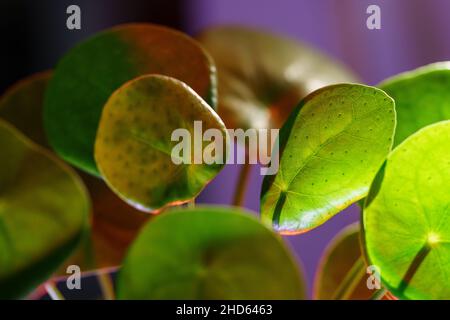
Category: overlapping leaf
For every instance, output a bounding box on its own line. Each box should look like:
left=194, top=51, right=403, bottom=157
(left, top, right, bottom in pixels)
left=379, top=62, right=450, bottom=146
left=117, top=207, right=305, bottom=299
left=45, top=23, right=217, bottom=176
left=261, top=84, right=395, bottom=234
left=362, top=121, right=450, bottom=300
left=0, top=72, right=149, bottom=272
left=0, top=120, right=90, bottom=299
left=198, top=26, right=358, bottom=132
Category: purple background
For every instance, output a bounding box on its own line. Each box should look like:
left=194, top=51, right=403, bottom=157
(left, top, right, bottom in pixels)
left=191, top=0, right=450, bottom=297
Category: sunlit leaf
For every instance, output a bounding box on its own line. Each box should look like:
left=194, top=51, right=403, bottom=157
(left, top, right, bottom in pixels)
left=362, top=121, right=450, bottom=300
left=95, top=75, right=227, bottom=212
left=45, top=23, right=217, bottom=176
left=0, top=71, right=51, bottom=147
left=117, top=206, right=305, bottom=299
left=0, top=120, right=90, bottom=299
left=197, top=26, right=358, bottom=131
left=261, top=84, right=395, bottom=234
left=379, top=62, right=450, bottom=146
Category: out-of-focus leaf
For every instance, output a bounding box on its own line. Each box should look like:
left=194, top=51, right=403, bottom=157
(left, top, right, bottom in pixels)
left=117, top=206, right=305, bottom=299
left=59, top=172, right=150, bottom=272
left=379, top=62, right=450, bottom=146
left=95, top=75, right=227, bottom=212
left=0, top=71, right=52, bottom=147
left=314, top=223, right=392, bottom=300
left=197, top=26, right=358, bottom=132
left=0, top=72, right=149, bottom=272
left=45, top=23, right=217, bottom=176
left=363, top=121, right=450, bottom=300
left=261, top=84, right=395, bottom=234
left=0, top=120, right=90, bottom=299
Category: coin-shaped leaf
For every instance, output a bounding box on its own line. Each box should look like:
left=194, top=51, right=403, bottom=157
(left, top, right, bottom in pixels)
left=95, top=75, right=227, bottom=212
left=362, top=121, right=450, bottom=300
left=0, top=71, right=51, bottom=147
left=261, top=84, right=395, bottom=234
left=0, top=120, right=90, bottom=299
left=314, top=223, right=392, bottom=300
left=197, top=26, right=358, bottom=131
left=379, top=62, right=450, bottom=146
left=117, top=206, right=305, bottom=299
left=45, top=23, right=217, bottom=176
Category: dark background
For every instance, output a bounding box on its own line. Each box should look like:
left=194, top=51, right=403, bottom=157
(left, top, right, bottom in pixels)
left=2, top=0, right=449, bottom=298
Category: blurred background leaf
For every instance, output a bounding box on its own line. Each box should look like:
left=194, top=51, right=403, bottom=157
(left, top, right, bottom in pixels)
left=261, top=84, right=395, bottom=234
left=117, top=206, right=306, bottom=299
left=0, top=120, right=90, bottom=299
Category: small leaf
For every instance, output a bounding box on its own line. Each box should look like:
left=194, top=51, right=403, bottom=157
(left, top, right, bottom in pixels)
left=197, top=26, right=358, bottom=131
left=362, top=120, right=450, bottom=300
left=379, top=62, right=450, bottom=146
left=45, top=23, right=217, bottom=176
left=0, top=71, right=52, bottom=147
left=0, top=120, right=90, bottom=299
left=95, top=75, right=227, bottom=212
left=117, top=206, right=305, bottom=299
left=314, top=223, right=393, bottom=300
left=261, top=84, right=395, bottom=234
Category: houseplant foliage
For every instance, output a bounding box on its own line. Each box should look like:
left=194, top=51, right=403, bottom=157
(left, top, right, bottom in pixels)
left=0, top=72, right=149, bottom=273
left=44, top=23, right=217, bottom=176
left=95, top=75, right=227, bottom=212
left=379, top=62, right=450, bottom=146
left=0, top=20, right=448, bottom=300
left=363, top=121, right=450, bottom=300
left=117, top=207, right=305, bottom=299
left=261, top=84, right=396, bottom=234
left=0, top=120, right=90, bottom=299
left=197, top=25, right=358, bottom=131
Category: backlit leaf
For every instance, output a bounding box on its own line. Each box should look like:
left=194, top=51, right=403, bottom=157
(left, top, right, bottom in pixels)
left=0, top=120, right=90, bottom=299
left=261, top=84, right=395, bottom=234
left=362, top=121, right=450, bottom=300
left=117, top=206, right=305, bottom=299
left=379, top=62, right=450, bottom=146
left=95, top=75, right=227, bottom=212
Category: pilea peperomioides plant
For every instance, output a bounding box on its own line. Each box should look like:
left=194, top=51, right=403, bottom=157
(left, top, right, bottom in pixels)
left=0, top=22, right=449, bottom=300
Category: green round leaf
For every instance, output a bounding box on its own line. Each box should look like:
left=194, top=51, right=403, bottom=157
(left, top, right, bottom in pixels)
left=0, top=71, right=52, bottom=147
left=379, top=62, right=450, bottom=146
left=0, top=120, right=90, bottom=299
left=95, top=75, right=227, bottom=212
left=45, top=23, right=217, bottom=176
left=362, top=120, right=450, bottom=300
left=197, top=26, right=358, bottom=131
left=117, top=206, right=305, bottom=299
left=261, top=84, right=395, bottom=234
